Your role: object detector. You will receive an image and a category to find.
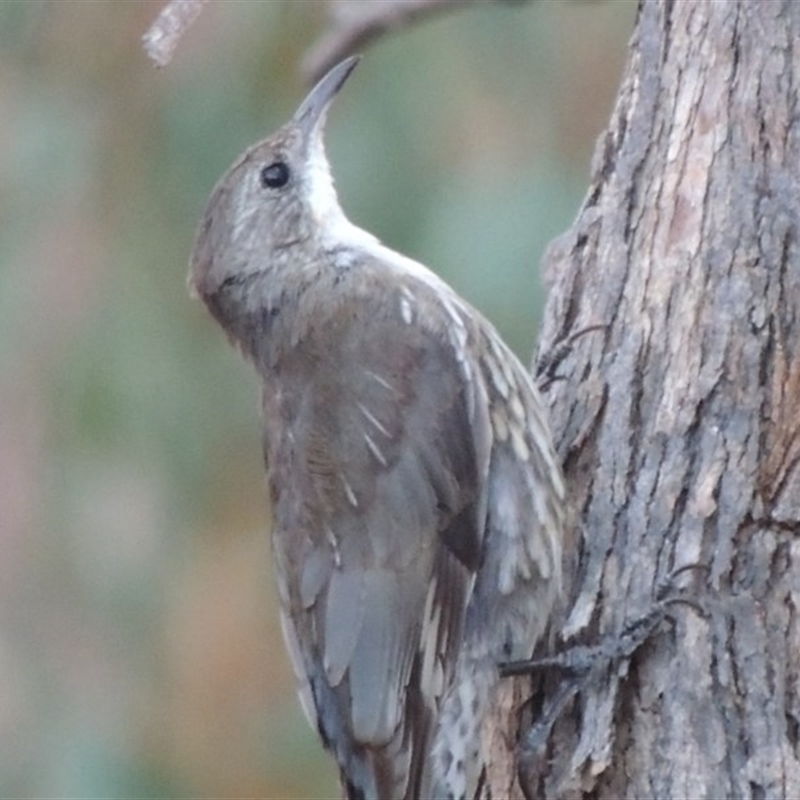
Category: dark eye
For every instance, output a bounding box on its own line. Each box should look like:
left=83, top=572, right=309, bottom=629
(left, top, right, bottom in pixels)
left=260, top=161, right=290, bottom=189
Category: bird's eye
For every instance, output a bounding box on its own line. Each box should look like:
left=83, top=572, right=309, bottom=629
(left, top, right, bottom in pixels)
left=260, top=161, right=290, bottom=189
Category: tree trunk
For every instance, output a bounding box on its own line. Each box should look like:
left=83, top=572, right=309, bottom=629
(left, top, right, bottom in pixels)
left=496, top=0, right=800, bottom=796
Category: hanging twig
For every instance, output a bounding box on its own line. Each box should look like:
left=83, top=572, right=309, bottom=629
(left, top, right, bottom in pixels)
left=303, top=0, right=478, bottom=82
left=142, top=0, right=487, bottom=78
left=143, top=0, right=209, bottom=68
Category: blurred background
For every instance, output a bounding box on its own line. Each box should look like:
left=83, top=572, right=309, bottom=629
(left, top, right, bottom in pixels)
left=0, top=1, right=634, bottom=797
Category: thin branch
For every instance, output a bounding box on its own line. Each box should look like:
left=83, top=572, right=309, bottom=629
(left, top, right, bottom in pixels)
left=143, top=0, right=209, bottom=68
left=303, top=0, right=479, bottom=83
left=142, top=0, right=490, bottom=77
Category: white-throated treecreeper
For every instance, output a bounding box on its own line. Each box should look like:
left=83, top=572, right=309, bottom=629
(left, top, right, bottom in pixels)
left=189, top=56, right=565, bottom=800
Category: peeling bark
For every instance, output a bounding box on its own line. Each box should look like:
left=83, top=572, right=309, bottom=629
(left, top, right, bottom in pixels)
left=516, top=0, right=800, bottom=797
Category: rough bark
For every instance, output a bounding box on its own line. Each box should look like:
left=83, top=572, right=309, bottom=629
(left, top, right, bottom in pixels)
left=516, top=0, right=800, bottom=797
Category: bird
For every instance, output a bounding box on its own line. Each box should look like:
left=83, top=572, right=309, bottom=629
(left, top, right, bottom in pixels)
left=188, top=55, right=565, bottom=800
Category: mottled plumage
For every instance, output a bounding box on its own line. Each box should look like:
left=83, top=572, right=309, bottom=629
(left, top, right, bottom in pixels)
left=189, top=56, right=565, bottom=800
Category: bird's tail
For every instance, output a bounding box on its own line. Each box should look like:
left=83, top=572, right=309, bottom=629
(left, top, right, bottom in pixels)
left=341, top=679, right=434, bottom=800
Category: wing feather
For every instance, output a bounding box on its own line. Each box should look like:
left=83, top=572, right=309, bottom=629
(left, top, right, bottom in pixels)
left=348, top=569, right=417, bottom=743
left=265, top=268, right=495, bottom=799
left=324, top=568, right=366, bottom=685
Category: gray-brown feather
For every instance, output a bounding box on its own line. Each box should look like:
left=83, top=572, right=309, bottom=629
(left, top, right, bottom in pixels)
left=258, top=260, right=493, bottom=799
left=190, top=101, right=564, bottom=798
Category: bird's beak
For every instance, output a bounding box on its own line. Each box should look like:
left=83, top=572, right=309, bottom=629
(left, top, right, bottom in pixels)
left=292, top=55, right=360, bottom=146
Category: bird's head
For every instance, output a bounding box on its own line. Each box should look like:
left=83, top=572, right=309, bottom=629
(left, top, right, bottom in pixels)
left=188, top=55, right=360, bottom=303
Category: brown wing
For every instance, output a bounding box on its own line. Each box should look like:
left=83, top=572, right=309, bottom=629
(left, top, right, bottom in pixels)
left=264, top=279, right=492, bottom=799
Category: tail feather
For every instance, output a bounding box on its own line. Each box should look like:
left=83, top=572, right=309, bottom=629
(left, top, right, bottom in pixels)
left=338, top=670, right=436, bottom=800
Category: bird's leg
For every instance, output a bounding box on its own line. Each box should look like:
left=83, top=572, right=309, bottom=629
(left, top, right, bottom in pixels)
left=535, top=324, right=606, bottom=392
left=499, top=588, right=710, bottom=774
left=500, top=591, right=709, bottom=680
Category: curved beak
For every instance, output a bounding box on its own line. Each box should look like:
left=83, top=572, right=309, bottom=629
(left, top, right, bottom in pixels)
left=292, top=55, right=360, bottom=143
